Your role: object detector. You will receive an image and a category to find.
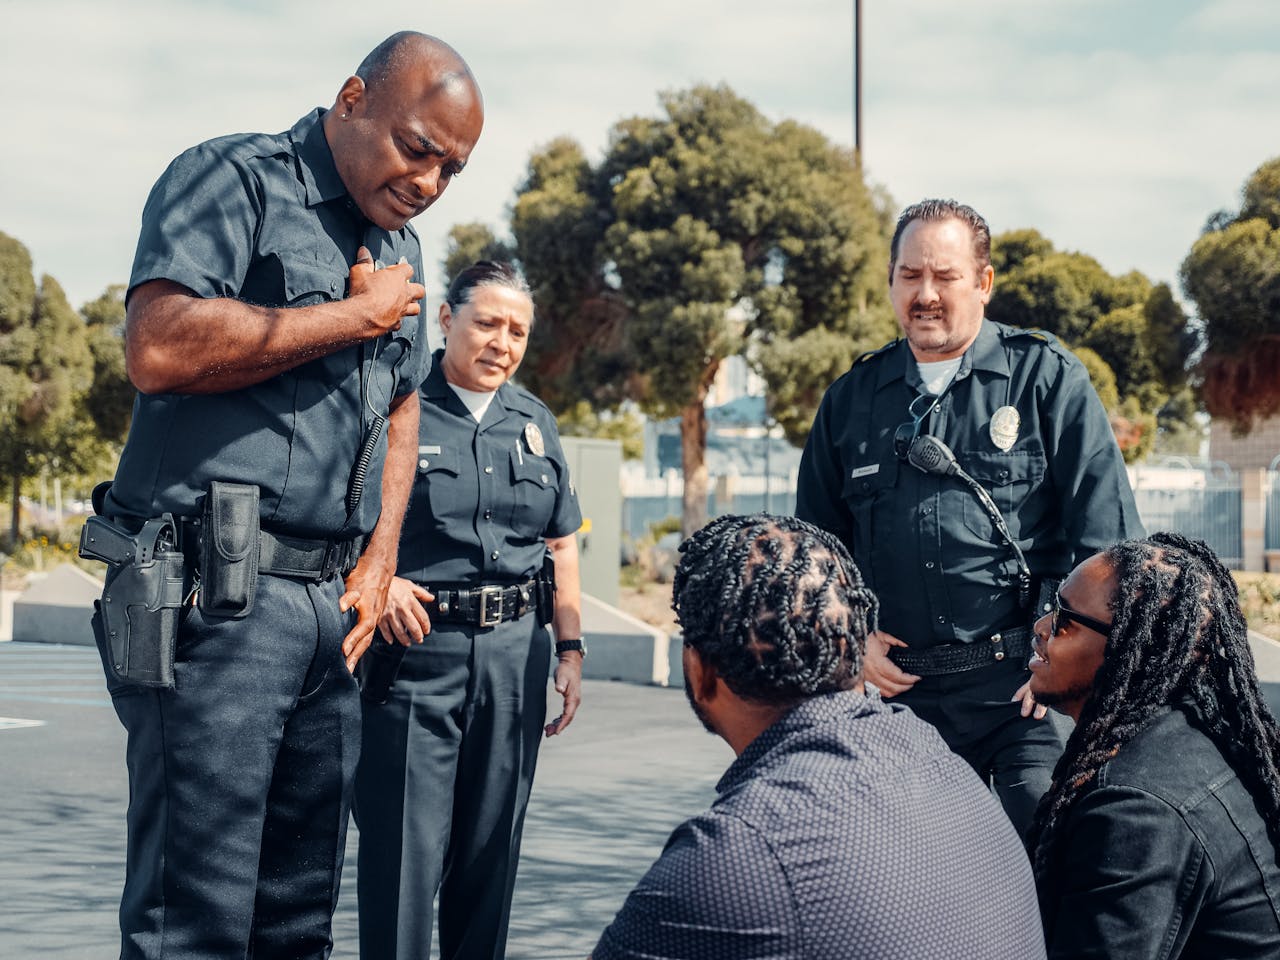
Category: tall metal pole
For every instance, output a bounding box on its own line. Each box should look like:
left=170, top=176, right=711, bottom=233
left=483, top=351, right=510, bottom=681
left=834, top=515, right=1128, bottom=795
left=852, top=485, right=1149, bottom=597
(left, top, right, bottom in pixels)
left=854, top=0, right=862, bottom=158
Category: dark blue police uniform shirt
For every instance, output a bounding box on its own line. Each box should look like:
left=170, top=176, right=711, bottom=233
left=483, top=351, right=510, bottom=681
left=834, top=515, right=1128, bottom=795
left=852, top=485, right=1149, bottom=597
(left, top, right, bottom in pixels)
left=594, top=688, right=1046, bottom=960
left=107, top=109, right=431, bottom=540
left=396, top=351, right=582, bottom=586
left=796, top=319, right=1144, bottom=647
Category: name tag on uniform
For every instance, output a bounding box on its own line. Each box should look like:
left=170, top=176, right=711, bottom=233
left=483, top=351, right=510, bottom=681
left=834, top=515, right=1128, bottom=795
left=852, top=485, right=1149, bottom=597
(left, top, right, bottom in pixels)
left=420, top=445, right=442, bottom=455
left=850, top=464, right=880, bottom=479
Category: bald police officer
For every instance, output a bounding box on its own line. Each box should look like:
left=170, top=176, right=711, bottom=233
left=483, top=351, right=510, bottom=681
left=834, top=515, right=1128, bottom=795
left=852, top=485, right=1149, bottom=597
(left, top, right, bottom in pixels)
left=92, top=33, right=483, bottom=959
left=796, top=199, right=1144, bottom=837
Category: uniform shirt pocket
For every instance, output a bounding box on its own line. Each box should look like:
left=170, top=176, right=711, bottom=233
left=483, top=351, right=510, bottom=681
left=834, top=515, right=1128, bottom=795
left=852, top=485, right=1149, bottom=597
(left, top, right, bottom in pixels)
left=839, top=457, right=899, bottom=591
left=508, top=448, right=558, bottom=542
left=415, top=447, right=467, bottom=524
left=283, top=262, right=343, bottom=307
left=958, top=441, right=1047, bottom=539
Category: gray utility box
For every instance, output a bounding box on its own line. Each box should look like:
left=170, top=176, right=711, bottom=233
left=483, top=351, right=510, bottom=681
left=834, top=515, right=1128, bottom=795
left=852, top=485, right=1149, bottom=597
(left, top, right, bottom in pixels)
left=560, top=436, right=621, bottom=606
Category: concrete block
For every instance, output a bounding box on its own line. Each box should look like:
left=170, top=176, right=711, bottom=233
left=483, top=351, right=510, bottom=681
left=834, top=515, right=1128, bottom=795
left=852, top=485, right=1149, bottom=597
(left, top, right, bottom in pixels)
left=12, top=564, right=102, bottom=646
left=578, top=593, right=672, bottom=685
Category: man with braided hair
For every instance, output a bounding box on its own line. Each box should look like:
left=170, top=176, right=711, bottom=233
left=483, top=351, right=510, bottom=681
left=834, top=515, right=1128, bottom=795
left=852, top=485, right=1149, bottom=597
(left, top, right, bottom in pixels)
left=1027, top=533, right=1280, bottom=957
left=592, top=514, right=1045, bottom=960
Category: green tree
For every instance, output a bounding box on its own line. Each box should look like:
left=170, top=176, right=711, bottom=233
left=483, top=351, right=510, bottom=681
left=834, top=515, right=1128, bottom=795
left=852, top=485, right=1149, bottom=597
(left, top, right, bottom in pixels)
left=0, top=233, right=94, bottom=543
left=492, top=86, right=893, bottom=535
left=555, top=401, right=645, bottom=460
left=441, top=223, right=515, bottom=290
left=987, top=230, right=1196, bottom=461
left=1181, top=156, right=1280, bottom=430
left=81, top=284, right=134, bottom=443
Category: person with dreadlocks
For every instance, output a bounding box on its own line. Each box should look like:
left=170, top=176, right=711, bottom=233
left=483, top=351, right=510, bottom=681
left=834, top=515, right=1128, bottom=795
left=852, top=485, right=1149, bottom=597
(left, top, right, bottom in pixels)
left=1026, top=532, right=1280, bottom=957
left=591, top=514, right=1045, bottom=960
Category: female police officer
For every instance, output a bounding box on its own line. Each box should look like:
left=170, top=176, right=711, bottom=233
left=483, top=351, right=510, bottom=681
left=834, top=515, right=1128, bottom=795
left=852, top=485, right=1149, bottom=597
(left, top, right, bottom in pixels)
left=353, top=260, right=584, bottom=960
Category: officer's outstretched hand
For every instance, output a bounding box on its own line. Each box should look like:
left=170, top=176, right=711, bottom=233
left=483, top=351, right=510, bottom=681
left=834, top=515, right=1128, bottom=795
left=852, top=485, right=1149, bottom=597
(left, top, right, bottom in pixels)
left=378, top=576, right=434, bottom=647
left=340, top=553, right=395, bottom=671
left=1011, top=679, right=1048, bottom=720
left=347, top=246, right=425, bottom=338
left=864, top=630, right=921, bottom=698
left=545, top=652, right=583, bottom=737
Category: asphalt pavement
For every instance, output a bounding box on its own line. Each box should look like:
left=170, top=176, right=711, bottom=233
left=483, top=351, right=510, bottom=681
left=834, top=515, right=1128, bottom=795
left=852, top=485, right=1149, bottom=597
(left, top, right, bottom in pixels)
left=2, top=638, right=1278, bottom=959
left=0, top=641, right=729, bottom=959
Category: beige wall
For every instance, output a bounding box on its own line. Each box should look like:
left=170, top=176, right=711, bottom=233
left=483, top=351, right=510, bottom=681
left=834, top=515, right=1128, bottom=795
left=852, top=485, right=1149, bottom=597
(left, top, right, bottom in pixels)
left=1209, top=416, right=1280, bottom=471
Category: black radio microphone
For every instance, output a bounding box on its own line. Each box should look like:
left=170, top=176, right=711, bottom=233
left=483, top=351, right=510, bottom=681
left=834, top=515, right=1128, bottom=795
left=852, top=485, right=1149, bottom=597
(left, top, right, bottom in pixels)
left=907, top=434, right=1032, bottom=608
left=907, top=434, right=960, bottom=477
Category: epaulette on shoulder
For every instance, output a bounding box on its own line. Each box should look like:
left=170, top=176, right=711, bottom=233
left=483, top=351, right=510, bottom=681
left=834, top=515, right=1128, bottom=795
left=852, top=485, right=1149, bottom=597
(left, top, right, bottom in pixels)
left=998, top=330, right=1070, bottom=363
left=1000, top=325, right=1065, bottom=351
left=854, top=338, right=902, bottom=365
left=507, top=380, right=550, bottom=414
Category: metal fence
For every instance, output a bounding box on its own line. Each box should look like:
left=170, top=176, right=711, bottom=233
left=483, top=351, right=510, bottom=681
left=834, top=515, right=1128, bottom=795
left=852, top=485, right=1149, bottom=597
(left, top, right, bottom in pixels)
left=1131, top=484, right=1244, bottom=569
left=621, top=488, right=798, bottom=540
left=623, top=473, right=1255, bottom=569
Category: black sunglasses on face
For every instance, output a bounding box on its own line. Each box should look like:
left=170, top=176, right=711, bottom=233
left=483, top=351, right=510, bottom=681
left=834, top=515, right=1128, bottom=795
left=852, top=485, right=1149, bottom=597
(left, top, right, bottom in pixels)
left=1051, top=590, right=1112, bottom=638
left=893, top=392, right=943, bottom=460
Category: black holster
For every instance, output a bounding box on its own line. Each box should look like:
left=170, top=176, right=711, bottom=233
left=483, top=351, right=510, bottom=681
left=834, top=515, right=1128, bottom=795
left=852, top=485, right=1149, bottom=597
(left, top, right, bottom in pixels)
left=356, top=634, right=408, bottom=705
left=83, top=513, right=188, bottom=689
left=536, top=551, right=557, bottom=627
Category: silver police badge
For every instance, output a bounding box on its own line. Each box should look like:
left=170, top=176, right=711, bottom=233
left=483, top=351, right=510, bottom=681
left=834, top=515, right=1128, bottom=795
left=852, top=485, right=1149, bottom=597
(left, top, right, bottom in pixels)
left=990, top=406, right=1020, bottom=451
left=523, top=422, right=545, bottom=457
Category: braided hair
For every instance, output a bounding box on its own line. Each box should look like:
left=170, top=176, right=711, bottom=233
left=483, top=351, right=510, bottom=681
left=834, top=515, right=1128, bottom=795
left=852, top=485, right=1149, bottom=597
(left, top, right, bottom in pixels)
left=1027, top=532, right=1280, bottom=882
left=672, top=514, right=879, bottom=707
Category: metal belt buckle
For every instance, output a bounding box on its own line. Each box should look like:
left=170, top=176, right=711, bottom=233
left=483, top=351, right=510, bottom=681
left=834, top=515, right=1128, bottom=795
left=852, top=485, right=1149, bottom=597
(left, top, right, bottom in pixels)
left=478, top=585, right=504, bottom=627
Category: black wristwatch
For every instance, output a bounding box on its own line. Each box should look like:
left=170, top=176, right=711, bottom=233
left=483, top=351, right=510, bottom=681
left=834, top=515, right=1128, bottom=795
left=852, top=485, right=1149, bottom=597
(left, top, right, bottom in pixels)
left=555, top=638, right=587, bottom=658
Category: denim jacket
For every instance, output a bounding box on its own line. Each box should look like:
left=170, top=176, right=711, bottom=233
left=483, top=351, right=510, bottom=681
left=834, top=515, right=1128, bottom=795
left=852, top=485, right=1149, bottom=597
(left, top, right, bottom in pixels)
left=1039, top=704, right=1280, bottom=958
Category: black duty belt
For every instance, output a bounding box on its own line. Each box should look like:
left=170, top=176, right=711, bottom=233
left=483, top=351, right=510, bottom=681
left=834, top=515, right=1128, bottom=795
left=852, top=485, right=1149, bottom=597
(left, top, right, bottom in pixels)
left=426, top=580, right=538, bottom=627
left=176, top=518, right=363, bottom=583
left=889, top=626, right=1032, bottom=677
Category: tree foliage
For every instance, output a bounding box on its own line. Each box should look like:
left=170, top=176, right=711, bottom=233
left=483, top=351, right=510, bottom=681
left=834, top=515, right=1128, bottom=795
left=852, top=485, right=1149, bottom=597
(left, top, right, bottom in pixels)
left=987, top=229, right=1196, bottom=462
left=1180, top=157, right=1280, bottom=430
left=457, top=86, right=894, bottom=534
left=0, top=233, right=131, bottom=543
left=555, top=401, right=645, bottom=461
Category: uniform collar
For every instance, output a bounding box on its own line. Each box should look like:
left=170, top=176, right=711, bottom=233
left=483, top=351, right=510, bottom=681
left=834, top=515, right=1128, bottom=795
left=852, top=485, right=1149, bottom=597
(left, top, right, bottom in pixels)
left=877, top=318, right=1009, bottom=394
left=290, top=108, right=349, bottom=209
left=422, top=349, right=541, bottom=422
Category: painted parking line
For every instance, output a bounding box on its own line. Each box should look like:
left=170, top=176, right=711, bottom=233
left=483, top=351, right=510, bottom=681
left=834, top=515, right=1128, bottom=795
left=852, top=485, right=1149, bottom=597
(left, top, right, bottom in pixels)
left=0, top=716, right=47, bottom=730
left=0, top=693, right=113, bottom=707
left=0, top=685, right=107, bottom=694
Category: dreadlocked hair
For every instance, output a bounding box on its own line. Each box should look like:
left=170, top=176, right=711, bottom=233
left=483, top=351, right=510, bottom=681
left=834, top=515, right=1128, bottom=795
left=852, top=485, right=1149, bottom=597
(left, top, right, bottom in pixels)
left=1027, top=532, right=1280, bottom=882
left=672, top=514, right=880, bottom=707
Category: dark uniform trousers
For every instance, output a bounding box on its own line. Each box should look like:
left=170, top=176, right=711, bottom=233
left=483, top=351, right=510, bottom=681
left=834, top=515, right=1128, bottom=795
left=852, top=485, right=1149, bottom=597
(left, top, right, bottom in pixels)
left=892, top=658, right=1068, bottom=836
left=354, top=616, right=551, bottom=960
left=96, top=573, right=361, bottom=959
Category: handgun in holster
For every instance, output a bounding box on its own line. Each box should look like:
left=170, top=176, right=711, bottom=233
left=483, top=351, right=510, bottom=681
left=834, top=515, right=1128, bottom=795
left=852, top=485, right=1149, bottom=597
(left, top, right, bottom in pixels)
left=80, top=511, right=188, bottom=689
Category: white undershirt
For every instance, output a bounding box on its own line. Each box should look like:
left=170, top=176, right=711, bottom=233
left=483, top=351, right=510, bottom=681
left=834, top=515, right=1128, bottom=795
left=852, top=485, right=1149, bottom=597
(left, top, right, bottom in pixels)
left=916, top=358, right=963, bottom=397
left=448, top=382, right=497, bottom=422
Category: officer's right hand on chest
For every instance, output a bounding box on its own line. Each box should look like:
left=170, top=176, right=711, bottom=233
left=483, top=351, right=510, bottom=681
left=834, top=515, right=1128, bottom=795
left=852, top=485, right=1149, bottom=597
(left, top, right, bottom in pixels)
left=347, top=246, right=425, bottom=337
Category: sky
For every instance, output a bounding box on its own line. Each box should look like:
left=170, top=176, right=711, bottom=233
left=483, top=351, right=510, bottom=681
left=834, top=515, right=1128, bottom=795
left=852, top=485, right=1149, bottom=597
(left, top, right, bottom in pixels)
left=3, top=0, right=1279, bottom=313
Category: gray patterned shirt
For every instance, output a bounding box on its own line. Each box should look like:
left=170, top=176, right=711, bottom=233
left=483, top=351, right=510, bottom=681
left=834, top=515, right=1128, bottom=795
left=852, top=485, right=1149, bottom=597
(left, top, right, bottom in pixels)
left=594, top=688, right=1046, bottom=960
